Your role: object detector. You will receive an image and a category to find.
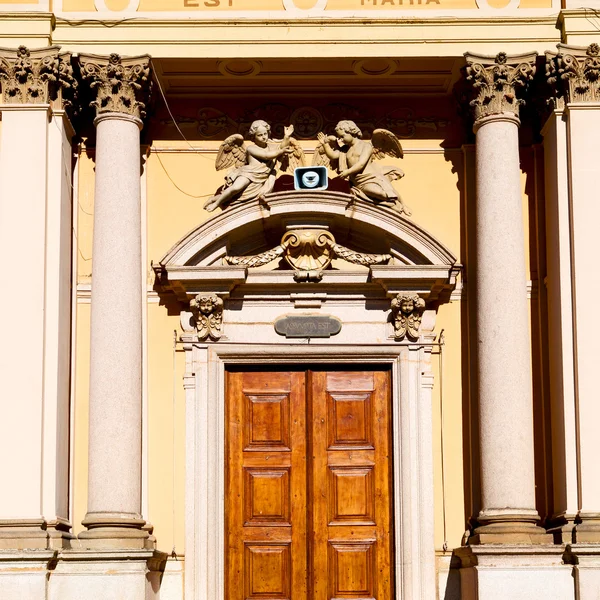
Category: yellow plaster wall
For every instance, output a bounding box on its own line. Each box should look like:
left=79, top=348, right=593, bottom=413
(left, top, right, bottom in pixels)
left=72, top=129, right=535, bottom=554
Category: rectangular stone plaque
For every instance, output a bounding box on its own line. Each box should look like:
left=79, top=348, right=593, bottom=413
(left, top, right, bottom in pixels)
left=275, top=315, right=341, bottom=338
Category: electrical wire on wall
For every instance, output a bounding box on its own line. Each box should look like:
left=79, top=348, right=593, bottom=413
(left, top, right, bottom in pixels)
left=150, top=60, right=215, bottom=199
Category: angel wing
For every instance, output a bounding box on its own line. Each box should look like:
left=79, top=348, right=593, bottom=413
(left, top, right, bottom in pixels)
left=278, top=138, right=306, bottom=174
left=371, top=129, right=404, bottom=161
left=312, top=134, right=339, bottom=172
left=215, top=134, right=247, bottom=171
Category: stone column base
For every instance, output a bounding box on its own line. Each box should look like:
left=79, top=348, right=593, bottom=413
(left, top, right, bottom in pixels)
left=49, top=549, right=168, bottom=600
left=0, top=519, right=74, bottom=550
left=456, top=545, right=574, bottom=600
left=79, top=514, right=152, bottom=550
left=574, top=514, right=600, bottom=543
left=471, top=522, right=553, bottom=545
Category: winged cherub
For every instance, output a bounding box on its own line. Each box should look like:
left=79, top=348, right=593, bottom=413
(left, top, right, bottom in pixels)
left=204, top=120, right=304, bottom=212
left=313, top=120, right=409, bottom=215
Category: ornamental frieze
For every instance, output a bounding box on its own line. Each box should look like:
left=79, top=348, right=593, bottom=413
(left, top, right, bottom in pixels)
left=464, top=52, right=537, bottom=122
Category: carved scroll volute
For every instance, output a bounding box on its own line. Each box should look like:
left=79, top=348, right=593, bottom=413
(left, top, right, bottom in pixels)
left=391, top=293, right=426, bottom=341
left=464, top=52, right=537, bottom=123
left=0, top=45, right=63, bottom=104
left=547, top=43, right=600, bottom=105
left=282, top=229, right=336, bottom=271
left=79, top=53, right=152, bottom=120
left=189, top=293, right=224, bottom=341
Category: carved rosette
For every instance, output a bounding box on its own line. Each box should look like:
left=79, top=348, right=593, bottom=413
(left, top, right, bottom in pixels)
left=189, top=293, right=224, bottom=341
left=79, top=53, right=151, bottom=120
left=225, top=228, right=391, bottom=272
left=464, top=52, right=537, bottom=123
left=547, top=43, right=600, bottom=106
left=391, top=293, right=426, bottom=341
left=0, top=45, right=61, bottom=104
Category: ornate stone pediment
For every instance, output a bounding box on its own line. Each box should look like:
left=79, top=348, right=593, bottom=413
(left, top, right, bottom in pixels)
left=154, top=190, right=459, bottom=343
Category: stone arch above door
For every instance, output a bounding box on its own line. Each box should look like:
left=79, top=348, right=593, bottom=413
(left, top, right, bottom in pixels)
left=154, top=190, right=460, bottom=322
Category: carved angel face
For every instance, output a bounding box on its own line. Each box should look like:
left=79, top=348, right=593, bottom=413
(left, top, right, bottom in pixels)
left=196, top=296, right=217, bottom=315
left=400, top=297, right=415, bottom=315
left=252, top=125, right=269, bottom=146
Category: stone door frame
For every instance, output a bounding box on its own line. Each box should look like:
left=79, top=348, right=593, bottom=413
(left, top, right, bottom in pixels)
left=182, top=341, right=438, bottom=600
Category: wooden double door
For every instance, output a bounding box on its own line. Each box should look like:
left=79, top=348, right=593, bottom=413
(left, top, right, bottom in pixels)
left=226, top=369, right=393, bottom=600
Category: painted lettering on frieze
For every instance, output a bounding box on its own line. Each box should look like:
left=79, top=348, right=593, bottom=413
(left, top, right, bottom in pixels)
left=183, top=0, right=233, bottom=6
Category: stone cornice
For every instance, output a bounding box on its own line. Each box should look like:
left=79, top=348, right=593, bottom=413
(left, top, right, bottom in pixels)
left=546, top=43, right=600, bottom=105
left=78, top=53, right=151, bottom=121
left=464, top=51, right=537, bottom=123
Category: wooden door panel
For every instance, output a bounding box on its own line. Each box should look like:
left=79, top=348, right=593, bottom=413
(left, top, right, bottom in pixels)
left=227, top=369, right=391, bottom=600
left=227, top=371, right=307, bottom=600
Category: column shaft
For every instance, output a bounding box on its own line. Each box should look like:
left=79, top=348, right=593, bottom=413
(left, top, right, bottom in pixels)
left=464, top=51, right=550, bottom=544
left=79, top=52, right=151, bottom=548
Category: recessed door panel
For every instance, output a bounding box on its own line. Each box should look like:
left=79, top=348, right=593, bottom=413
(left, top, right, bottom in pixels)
left=226, top=369, right=392, bottom=600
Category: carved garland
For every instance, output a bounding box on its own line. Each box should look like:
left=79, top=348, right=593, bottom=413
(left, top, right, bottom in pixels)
left=464, top=52, right=537, bottom=122
left=391, top=293, right=426, bottom=341
left=225, top=228, right=391, bottom=271
left=189, top=293, right=224, bottom=341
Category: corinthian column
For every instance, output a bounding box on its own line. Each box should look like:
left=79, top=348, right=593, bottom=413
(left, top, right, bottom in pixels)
left=78, top=53, right=151, bottom=548
left=464, top=52, right=549, bottom=544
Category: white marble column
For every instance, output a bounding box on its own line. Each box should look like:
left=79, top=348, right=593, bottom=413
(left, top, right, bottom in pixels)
left=0, top=46, right=75, bottom=550
left=78, top=53, right=151, bottom=548
left=546, top=43, right=600, bottom=546
left=464, top=52, right=549, bottom=543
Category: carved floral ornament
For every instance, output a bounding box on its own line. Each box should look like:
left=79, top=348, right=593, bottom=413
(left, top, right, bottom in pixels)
left=0, top=45, right=76, bottom=108
left=225, top=228, right=391, bottom=272
left=79, top=53, right=152, bottom=120
left=464, top=52, right=537, bottom=123
left=189, top=293, right=223, bottom=341
left=546, top=43, right=600, bottom=106
left=391, top=293, right=426, bottom=341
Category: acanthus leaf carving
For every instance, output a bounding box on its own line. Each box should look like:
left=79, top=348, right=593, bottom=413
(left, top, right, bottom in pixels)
left=547, top=43, right=600, bottom=105
left=79, top=53, right=152, bottom=120
left=464, top=52, right=537, bottom=123
left=0, top=45, right=61, bottom=105
left=391, top=293, right=426, bottom=341
left=189, top=293, right=224, bottom=341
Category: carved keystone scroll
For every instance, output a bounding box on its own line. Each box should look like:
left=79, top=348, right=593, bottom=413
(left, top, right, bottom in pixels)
left=464, top=52, right=537, bottom=122
left=391, top=293, right=426, bottom=341
left=79, top=53, right=151, bottom=120
left=189, top=293, right=224, bottom=341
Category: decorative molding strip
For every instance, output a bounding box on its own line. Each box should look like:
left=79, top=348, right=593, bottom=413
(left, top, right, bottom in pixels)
left=464, top=51, right=537, bottom=122
left=159, top=103, right=450, bottom=141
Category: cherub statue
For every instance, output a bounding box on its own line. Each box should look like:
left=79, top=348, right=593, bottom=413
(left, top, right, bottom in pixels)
left=313, top=120, right=409, bottom=215
left=204, top=120, right=305, bottom=212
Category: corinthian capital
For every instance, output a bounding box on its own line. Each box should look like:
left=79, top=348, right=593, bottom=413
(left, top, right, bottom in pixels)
left=79, top=53, right=151, bottom=121
left=0, top=45, right=64, bottom=104
left=546, top=43, right=600, bottom=105
left=464, top=52, right=537, bottom=123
